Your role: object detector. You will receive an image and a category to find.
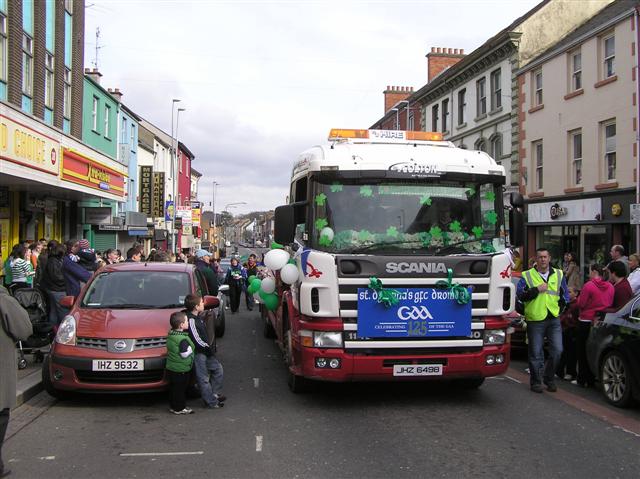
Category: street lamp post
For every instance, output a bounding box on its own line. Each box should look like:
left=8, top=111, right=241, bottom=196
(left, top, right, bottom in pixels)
left=212, top=180, right=218, bottom=254
left=169, top=99, right=180, bottom=253
left=173, top=107, right=185, bottom=255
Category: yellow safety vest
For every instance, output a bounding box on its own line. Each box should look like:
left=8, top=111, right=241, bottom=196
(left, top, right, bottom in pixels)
left=522, top=267, right=563, bottom=321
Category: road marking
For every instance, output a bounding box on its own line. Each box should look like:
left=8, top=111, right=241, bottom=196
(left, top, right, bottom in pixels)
left=256, top=435, right=263, bottom=452
left=119, top=452, right=204, bottom=457
left=253, top=377, right=260, bottom=388
left=38, top=456, right=55, bottom=460
left=504, top=375, right=522, bottom=384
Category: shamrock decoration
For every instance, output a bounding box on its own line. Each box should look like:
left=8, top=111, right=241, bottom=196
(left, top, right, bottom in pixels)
left=420, top=195, right=432, bottom=206
left=466, top=187, right=476, bottom=197
left=330, top=182, right=343, bottom=193
left=315, top=193, right=327, bottom=206
left=319, top=234, right=333, bottom=247
left=482, top=242, right=495, bottom=253
left=472, top=226, right=484, bottom=239
left=449, top=220, right=462, bottom=233
left=360, top=186, right=373, bottom=197
left=358, top=230, right=373, bottom=242
left=419, top=231, right=432, bottom=246
left=484, top=191, right=496, bottom=201
left=315, top=217, right=328, bottom=230
left=386, top=226, right=399, bottom=238
left=484, top=211, right=498, bottom=225
left=429, top=226, right=443, bottom=239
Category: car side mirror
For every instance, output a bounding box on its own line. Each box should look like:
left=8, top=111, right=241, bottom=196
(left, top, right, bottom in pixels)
left=203, top=295, right=220, bottom=309
left=59, top=296, right=75, bottom=308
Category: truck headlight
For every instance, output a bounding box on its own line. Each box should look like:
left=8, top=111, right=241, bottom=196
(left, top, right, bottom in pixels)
left=483, top=329, right=506, bottom=345
left=55, top=316, right=77, bottom=345
left=313, top=331, right=343, bottom=348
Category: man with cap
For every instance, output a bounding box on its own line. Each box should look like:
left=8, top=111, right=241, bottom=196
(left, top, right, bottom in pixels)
left=195, top=250, right=219, bottom=296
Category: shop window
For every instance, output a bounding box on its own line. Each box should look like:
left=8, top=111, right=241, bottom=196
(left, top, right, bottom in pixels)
left=104, top=104, right=111, bottom=138
left=432, top=104, right=439, bottom=132
left=63, top=68, right=71, bottom=121
left=22, top=34, right=33, bottom=97
left=92, top=96, right=99, bottom=131
left=533, top=69, right=543, bottom=106
left=490, top=68, right=501, bottom=110
left=532, top=140, right=543, bottom=191
left=570, top=50, right=581, bottom=91
left=570, top=130, right=582, bottom=185
left=442, top=99, right=449, bottom=132
left=476, top=77, right=486, bottom=116
left=45, top=53, right=54, bottom=108
left=603, top=34, right=615, bottom=79
left=603, top=120, right=616, bottom=181
left=457, top=89, right=466, bottom=125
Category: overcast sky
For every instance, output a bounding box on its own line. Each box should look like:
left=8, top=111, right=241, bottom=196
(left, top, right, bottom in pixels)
left=84, top=0, right=540, bottom=216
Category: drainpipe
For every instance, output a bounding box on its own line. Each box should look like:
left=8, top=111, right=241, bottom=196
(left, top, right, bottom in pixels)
left=636, top=7, right=640, bottom=251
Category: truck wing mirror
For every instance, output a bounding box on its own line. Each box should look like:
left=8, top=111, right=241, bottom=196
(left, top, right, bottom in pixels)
left=509, top=208, right=524, bottom=247
left=510, top=192, right=524, bottom=208
left=274, top=205, right=295, bottom=245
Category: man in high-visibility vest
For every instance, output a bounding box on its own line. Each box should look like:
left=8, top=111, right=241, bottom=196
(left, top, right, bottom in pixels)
left=516, top=248, right=570, bottom=393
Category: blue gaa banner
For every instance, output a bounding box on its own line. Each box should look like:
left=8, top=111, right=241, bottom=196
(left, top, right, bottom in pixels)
left=357, top=288, right=472, bottom=338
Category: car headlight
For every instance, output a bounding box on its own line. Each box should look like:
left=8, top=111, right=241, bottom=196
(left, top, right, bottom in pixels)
left=313, top=331, right=343, bottom=348
left=483, top=329, right=506, bottom=345
left=55, top=316, right=77, bottom=345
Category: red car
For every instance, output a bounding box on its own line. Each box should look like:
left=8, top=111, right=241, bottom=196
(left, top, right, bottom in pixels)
left=43, top=262, right=218, bottom=397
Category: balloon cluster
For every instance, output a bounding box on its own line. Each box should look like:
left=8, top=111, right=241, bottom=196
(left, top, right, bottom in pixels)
left=248, top=243, right=301, bottom=311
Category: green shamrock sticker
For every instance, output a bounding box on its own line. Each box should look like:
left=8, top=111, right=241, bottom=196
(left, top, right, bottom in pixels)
left=419, top=232, right=432, bottom=246
left=315, top=217, right=328, bottom=230
left=420, top=195, right=432, bottom=206
left=330, top=182, right=343, bottom=193
left=466, top=187, right=476, bottom=197
left=485, top=211, right=498, bottom=225
left=472, top=226, right=483, bottom=238
left=429, top=226, right=443, bottom=239
left=482, top=242, right=495, bottom=253
left=319, top=234, right=333, bottom=247
left=386, top=226, right=399, bottom=238
left=449, top=220, right=462, bottom=233
left=360, top=186, right=373, bottom=197
left=358, top=230, right=373, bottom=242
left=484, top=191, right=496, bottom=201
left=315, top=193, right=327, bottom=206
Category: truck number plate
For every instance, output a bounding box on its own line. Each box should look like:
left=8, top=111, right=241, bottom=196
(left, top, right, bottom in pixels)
left=92, top=359, right=144, bottom=371
left=393, top=364, right=443, bottom=376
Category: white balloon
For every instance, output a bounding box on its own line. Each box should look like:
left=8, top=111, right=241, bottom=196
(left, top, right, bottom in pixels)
left=320, top=227, right=335, bottom=242
left=280, top=263, right=300, bottom=284
left=264, top=248, right=290, bottom=271
left=260, top=276, right=276, bottom=294
left=254, top=292, right=264, bottom=304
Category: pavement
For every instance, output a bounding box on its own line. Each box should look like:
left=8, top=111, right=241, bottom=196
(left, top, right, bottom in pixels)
left=14, top=351, right=45, bottom=408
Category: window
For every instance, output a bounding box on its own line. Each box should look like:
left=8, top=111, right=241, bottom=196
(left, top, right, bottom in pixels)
left=121, top=117, right=128, bottom=143
left=604, top=121, right=616, bottom=180
left=603, top=35, right=615, bottom=78
left=22, top=34, right=33, bottom=96
left=475, top=138, right=487, bottom=152
left=476, top=77, right=486, bottom=116
left=570, top=131, right=582, bottom=185
left=571, top=51, right=582, bottom=91
left=63, top=68, right=71, bottom=120
left=442, top=99, right=449, bottom=132
left=0, top=14, right=6, bottom=83
left=408, top=112, right=414, bottom=131
left=490, top=69, right=501, bottom=110
left=179, top=153, right=183, bottom=173
left=491, top=134, right=502, bottom=162
left=64, top=0, right=73, bottom=13
left=432, top=104, right=439, bottom=131
left=457, top=89, right=466, bottom=125
left=104, top=105, right=111, bottom=138
left=533, top=141, right=543, bottom=190
left=92, top=96, right=99, bottom=131
left=131, top=125, right=135, bottom=146
left=45, top=53, right=54, bottom=108
left=533, top=69, right=543, bottom=106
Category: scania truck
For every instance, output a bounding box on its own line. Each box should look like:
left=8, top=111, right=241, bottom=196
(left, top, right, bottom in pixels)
left=267, top=128, right=524, bottom=392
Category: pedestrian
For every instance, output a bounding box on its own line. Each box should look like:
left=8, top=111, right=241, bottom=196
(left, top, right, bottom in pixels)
left=575, top=264, right=614, bottom=387
left=125, top=247, right=142, bottom=262
left=0, top=285, right=33, bottom=478
left=62, top=240, right=92, bottom=298
left=76, top=239, right=98, bottom=272
left=34, top=240, right=56, bottom=287
left=244, top=254, right=258, bottom=311
left=516, top=248, right=569, bottom=393
left=603, top=260, right=633, bottom=312
left=10, top=244, right=34, bottom=291
left=194, top=250, right=219, bottom=296
left=556, top=286, right=579, bottom=382
left=184, top=294, right=225, bottom=409
left=104, top=248, right=120, bottom=265
left=1, top=246, right=16, bottom=288
left=166, top=311, right=195, bottom=415
left=28, top=242, right=42, bottom=270
left=40, top=243, right=68, bottom=325
left=627, top=253, right=640, bottom=295
left=225, top=257, right=246, bottom=314
left=562, top=252, right=582, bottom=290
left=607, top=244, right=629, bottom=275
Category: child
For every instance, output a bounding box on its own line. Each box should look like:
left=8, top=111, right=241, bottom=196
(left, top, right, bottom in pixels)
left=77, top=239, right=98, bottom=272
left=166, top=311, right=195, bottom=415
left=185, top=294, right=225, bottom=409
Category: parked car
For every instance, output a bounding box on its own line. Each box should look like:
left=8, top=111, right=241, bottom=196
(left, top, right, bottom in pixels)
left=587, top=294, right=640, bottom=408
left=43, top=262, right=219, bottom=397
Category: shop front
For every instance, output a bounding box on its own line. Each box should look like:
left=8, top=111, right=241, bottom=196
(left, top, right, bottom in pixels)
left=525, top=189, right=636, bottom=282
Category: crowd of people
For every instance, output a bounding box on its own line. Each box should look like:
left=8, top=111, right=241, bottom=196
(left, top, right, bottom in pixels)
left=517, top=244, right=637, bottom=394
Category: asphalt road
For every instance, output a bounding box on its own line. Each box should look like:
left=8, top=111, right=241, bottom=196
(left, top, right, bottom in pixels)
left=4, top=300, right=640, bottom=479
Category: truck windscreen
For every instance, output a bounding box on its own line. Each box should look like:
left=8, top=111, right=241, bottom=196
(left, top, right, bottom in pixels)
left=310, top=179, right=506, bottom=255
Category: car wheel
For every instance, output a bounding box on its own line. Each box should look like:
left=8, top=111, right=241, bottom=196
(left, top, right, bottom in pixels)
left=284, top=328, right=309, bottom=393
left=600, top=350, right=635, bottom=408
left=215, top=308, right=226, bottom=338
left=42, top=356, right=69, bottom=400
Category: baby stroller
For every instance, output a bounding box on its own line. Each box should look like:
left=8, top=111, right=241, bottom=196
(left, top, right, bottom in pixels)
left=13, top=288, right=54, bottom=369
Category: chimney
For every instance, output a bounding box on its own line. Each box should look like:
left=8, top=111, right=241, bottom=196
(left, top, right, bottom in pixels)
left=426, top=47, right=466, bottom=82
left=383, top=85, right=414, bottom=114
left=108, top=87, right=123, bottom=102
left=85, top=67, right=103, bottom=85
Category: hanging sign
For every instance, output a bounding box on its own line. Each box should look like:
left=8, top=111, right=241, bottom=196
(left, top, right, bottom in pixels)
left=152, top=172, right=165, bottom=218
left=139, top=166, right=153, bottom=215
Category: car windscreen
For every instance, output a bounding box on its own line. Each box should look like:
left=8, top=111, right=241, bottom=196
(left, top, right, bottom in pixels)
left=81, top=271, right=191, bottom=309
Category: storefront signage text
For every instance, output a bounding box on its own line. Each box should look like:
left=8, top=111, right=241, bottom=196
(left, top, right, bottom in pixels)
left=0, top=115, right=60, bottom=176
left=139, top=166, right=153, bottom=215
left=152, top=172, right=165, bottom=218
left=550, top=203, right=568, bottom=220
left=61, top=148, right=126, bottom=197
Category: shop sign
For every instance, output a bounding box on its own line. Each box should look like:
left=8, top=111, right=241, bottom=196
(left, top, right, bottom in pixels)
left=528, top=198, right=600, bottom=223
left=61, top=148, right=126, bottom=197
left=192, top=207, right=201, bottom=225
left=99, top=224, right=125, bottom=231
left=550, top=203, right=567, bottom=220
left=182, top=224, right=193, bottom=236
left=152, top=172, right=165, bottom=218
left=0, top=114, right=60, bottom=175
left=139, top=166, right=153, bottom=215
left=165, top=201, right=174, bottom=221
left=85, top=207, right=112, bottom=225
left=176, top=206, right=192, bottom=225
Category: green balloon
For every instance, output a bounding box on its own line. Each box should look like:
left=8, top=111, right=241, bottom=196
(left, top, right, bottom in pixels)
left=248, top=275, right=257, bottom=284
left=258, top=289, right=270, bottom=300
left=271, top=242, right=284, bottom=249
left=248, top=278, right=261, bottom=295
left=263, top=293, right=279, bottom=311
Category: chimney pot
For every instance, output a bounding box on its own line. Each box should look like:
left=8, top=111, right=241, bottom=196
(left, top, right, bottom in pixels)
left=455, top=48, right=459, bottom=54
left=431, top=47, right=435, bottom=53
left=446, top=48, right=451, bottom=54
left=461, top=49, right=465, bottom=54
